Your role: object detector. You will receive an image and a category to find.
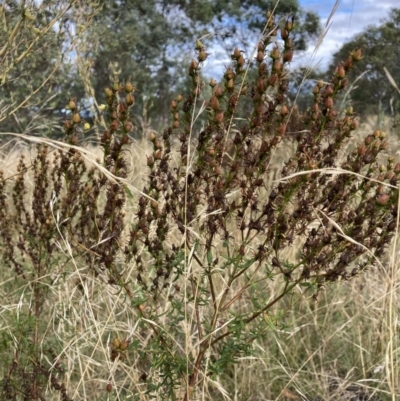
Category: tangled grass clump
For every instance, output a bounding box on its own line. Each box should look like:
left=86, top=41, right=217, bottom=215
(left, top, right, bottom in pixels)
left=0, top=9, right=398, bottom=401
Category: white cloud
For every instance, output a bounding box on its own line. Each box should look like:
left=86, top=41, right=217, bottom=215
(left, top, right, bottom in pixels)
left=299, top=0, right=397, bottom=71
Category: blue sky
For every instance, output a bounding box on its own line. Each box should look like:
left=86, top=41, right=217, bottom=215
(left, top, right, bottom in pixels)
left=199, top=0, right=398, bottom=79
left=298, top=0, right=399, bottom=70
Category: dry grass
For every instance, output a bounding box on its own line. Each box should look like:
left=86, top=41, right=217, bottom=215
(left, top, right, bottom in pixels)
left=0, top=118, right=399, bottom=400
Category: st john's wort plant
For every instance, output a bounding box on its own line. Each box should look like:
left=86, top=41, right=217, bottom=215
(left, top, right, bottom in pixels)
left=0, top=9, right=398, bottom=401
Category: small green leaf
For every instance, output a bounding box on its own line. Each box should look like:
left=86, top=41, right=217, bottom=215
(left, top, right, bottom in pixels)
left=124, top=186, right=133, bottom=198
left=207, top=250, right=213, bottom=266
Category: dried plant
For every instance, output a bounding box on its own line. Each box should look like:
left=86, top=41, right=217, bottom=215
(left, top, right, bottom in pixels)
left=0, top=9, right=398, bottom=401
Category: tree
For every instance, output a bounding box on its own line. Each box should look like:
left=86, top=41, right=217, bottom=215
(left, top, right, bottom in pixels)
left=0, top=0, right=102, bottom=138
left=81, top=0, right=320, bottom=132
left=0, top=0, right=320, bottom=139
left=328, top=8, right=400, bottom=117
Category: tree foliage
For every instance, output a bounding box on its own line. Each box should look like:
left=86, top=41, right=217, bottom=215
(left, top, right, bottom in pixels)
left=0, top=1, right=102, bottom=137
left=328, top=8, right=400, bottom=117
left=0, top=0, right=320, bottom=138
left=84, top=0, right=320, bottom=131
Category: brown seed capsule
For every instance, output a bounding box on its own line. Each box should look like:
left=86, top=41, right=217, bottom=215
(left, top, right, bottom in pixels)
left=271, top=136, right=281, bottom=146
left=237, top=54, right=245, bottom=67
left=336, top=65, right=346, bottom=78
left=257, top=78, right=267, bottom=93
left=358, top=145, right=367, bottom=156
left=154, top=138, right=162, bottom=149
left=120, top=341, right=129, bottom=351
left=226, top=79, right=234, bottom=91
left=214, top=111, right=224, bottom=124
left=256, top=50, right=265, bottom=63
left=352, top=48, right=362, bottom=61
left=209, top=96, right=220, bottom=111
left=373, top=129, right=381, bottom=138
left=270, top=46, right=280, bottom=60
left=119, top=101, right=127, bottom=114
left=104, top=87, right=113, bottom=98
left=377, top=194, right=390, bottom=205
left=126, top=94, right=135, bottom=106
left=285, top=18, right=293, bottom=32
left=68, top=99, right=76, bottom=110
left=385, top=171, right=394, bottom=180
left=72, top=113, right=81, bottom=123
left=312, top=103, right=319, bottom=113
left=189, top=59, right=198, bottom=76
left=214, top=85, right=223, bottom=97
left=283, top=49, right=293, bottom=62
left=256, top=103, right=266, bottom=116
left=125, top=82, right=135, bottom=93
left=365, top=135, right=374, bottom=145
left=232, top=47, right=241, bottom=59
left=110, top=120, right=119, bottom=131
left=343, top=56, right=353, bottom=70
left=112, top=338, right=121, bottom=348
left=281, top=28, right=289, bottom=40
left=71, top=134, right=78, bottom=145
left=268, top=73, right=278, bottom=86
left=259, top=62, right=268, bottom=75
left=106, top=383, right=113, bottom=392
left=280, top=104, right=289, bottom=116
left=198, top=49, right=208, bottom=62
left=372, top=139, right=380, bottom=149
left=64, top=120, right=72, bottom=130
left=147, top=156, right=154, bottom=167
left=324, top=85, right=334, bottom=97
left=124, top=121, right=133, bottom=132
left=324, top=97, right=333, bottom=109
left=224, top=68, right=235, bottom=80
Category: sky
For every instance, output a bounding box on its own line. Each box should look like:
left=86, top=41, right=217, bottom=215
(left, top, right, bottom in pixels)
left=298, top=0, right=399, bottom=71
left=203, top=0, right=398, bottom=79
